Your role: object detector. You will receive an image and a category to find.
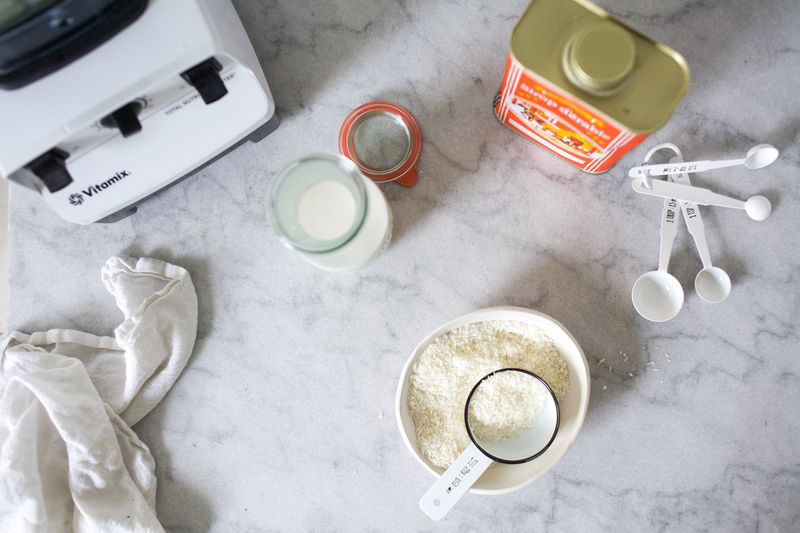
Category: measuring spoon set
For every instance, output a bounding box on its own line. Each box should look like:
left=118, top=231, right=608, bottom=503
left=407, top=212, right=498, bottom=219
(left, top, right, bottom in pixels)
left=629, top=142, right=778, bottom=322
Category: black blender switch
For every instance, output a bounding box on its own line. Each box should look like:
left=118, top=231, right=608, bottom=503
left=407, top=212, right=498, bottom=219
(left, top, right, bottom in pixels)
left=100, top=101, right=143, bottom=137
left=181, top=58, right=228, bottom=104
left=26, top=148, right=72, bottom=193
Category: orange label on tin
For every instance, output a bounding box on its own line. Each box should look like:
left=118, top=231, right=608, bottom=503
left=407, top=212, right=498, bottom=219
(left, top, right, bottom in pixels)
left=494, top=54, right=645, bottom=173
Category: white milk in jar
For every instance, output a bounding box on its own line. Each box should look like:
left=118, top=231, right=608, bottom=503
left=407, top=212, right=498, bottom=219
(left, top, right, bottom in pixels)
left=268, top=154, right=392, bottom=271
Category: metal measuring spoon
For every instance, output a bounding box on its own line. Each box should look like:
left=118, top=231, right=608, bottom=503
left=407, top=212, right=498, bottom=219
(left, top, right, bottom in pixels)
left=631, top=190, right=685, bottom=322
left=667, top=157, right=732, bottom=303
left=628, top=143, right=779, bottom=177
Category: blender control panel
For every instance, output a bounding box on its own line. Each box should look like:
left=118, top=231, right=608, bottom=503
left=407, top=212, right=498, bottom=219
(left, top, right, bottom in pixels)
left=56, top=57, right=238, bottom=165
left=31, top=54, right=271, bottom=224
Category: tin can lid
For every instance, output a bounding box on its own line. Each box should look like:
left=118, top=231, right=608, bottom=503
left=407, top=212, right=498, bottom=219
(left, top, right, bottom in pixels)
left=563, top=22, right=636, bottom=94
left=509, top=0, right=690, bottom=133
left=339, top=101, right=422, bottom=187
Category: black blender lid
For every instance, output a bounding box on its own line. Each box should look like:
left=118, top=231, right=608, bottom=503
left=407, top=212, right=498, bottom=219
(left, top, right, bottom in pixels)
left=0, top=0, right=147, bottom=90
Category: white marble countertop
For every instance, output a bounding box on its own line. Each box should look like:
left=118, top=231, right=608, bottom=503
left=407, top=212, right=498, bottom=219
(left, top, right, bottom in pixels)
left=8, top=0, right=800, bottom=530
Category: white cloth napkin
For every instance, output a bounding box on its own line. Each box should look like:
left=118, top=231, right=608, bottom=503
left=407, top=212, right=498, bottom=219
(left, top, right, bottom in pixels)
left=0, top=256, right=198, bottom=532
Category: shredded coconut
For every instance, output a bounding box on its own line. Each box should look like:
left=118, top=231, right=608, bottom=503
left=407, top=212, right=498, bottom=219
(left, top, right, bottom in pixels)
left=467, top=371, right=546, bottom=442
left=407, top=320, right=570, bottom=470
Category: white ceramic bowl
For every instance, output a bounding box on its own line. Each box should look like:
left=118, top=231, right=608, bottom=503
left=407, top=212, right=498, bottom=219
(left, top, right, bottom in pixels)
left=395, top=306, right=591, bottom=494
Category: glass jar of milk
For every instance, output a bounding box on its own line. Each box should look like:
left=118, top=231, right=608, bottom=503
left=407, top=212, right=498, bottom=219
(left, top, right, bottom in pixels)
left=268, top=154, right=392, bottom=271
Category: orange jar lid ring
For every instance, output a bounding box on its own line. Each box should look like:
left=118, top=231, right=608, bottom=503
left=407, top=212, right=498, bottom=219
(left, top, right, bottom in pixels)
left=338, top=101, right=422, bottom=187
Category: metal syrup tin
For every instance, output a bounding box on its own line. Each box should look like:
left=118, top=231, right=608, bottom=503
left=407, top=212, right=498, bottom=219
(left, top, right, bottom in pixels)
left=494, top=0, right=690, bottom=174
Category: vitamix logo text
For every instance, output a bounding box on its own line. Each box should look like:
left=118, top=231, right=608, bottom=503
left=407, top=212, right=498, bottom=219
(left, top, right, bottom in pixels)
left=68, top=170, right=130, bottom=206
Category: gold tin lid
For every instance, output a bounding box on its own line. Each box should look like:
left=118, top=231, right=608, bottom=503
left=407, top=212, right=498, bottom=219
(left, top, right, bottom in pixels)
left=563, top=22, right=636, bottom=94
left=510, top=0, right=690, bottom=133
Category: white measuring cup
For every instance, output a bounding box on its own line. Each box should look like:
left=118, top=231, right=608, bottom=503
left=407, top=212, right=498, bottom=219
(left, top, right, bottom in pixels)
left=419, top=369, right=559, bottom=521
left=628, top=143, right=779, bottom=177
left=667, top=157, right=732, bottom=303
left=631, top=154, right=685, bottom=321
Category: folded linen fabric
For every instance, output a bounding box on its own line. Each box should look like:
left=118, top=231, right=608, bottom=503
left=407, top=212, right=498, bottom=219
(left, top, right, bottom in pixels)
left=0, top=256, right=198, bottom=532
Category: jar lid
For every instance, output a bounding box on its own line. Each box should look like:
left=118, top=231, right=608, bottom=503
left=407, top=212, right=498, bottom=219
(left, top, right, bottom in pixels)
left=563, top=21, right=636, bottom=95
left=338, top=101, right=422, bottom=187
